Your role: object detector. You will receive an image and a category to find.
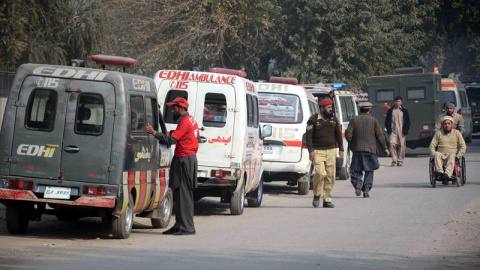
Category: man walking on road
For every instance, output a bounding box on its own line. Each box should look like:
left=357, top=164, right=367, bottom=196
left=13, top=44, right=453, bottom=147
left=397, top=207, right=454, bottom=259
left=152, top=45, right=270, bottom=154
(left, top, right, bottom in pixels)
left=346, top=102, right=390, bottom=198
left=146, top=97, right=199, bottom=235
left=385, top=96, right=410, bottom=167
left=306, top=98, right=343, bottom=208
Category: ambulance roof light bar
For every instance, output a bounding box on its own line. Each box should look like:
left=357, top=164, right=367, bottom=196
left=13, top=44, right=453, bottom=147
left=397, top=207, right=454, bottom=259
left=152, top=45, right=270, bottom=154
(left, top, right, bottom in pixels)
left=269, top=77, right=298, bottom=85
left=208, top=67, right=247, bottom=78
left=90, top=55, right=138, bottom=72
left=325, top=83, right=348, bottom=89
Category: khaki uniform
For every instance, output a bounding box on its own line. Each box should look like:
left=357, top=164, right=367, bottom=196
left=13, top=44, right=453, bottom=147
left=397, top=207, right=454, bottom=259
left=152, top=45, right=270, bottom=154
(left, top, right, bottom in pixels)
left=313, top=148, right=336, bottom=202
left=429, top=129, right=466, bottom=177
left=390, top=107, right=406, bottom=164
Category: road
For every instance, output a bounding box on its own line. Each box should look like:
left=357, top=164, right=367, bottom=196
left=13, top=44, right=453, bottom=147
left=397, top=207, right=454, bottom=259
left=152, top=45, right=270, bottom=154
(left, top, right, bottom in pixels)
left=1, top=137, right=480, bottom=270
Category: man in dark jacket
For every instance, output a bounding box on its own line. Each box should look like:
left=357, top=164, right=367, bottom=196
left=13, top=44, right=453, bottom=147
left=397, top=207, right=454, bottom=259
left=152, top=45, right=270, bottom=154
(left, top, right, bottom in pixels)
left=346, top=102, right=390, bottom=198
left=146, top=97, right=199, bottom=235
left=306, top=98, right=343, bottom=208
left=385, top=96, right=410, bottom=167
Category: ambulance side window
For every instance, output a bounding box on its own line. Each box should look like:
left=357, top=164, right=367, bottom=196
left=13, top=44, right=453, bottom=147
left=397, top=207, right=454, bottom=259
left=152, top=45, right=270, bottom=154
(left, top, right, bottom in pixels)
left=164, top=90, right=188, bottom=124
left=130, top=96, right=145, bottom=133
left=145, top=98, right=158, bottom=130
left=246, top=94, right=254, bottom=127
left=252, top=96, right=259, bottom=128
left=203, top=93, right=227, bottom=127
left=75, top=94, right=104, bottom=135
left=25, top=89, right=57, bottom=131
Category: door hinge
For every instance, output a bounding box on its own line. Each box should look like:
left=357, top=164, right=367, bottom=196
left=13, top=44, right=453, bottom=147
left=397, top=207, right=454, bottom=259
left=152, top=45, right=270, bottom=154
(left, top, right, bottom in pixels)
left=107, top=110, right=120, bottom=116
left=102, top=165, right=115, bottom=172
left=5, top=157, right=19, bottom=163
left=11, top=101, right=25, bottom=107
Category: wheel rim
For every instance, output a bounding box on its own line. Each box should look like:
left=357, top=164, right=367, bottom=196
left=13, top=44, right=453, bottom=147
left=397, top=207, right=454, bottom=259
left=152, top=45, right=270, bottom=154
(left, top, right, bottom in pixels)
left=125, top=201, right=132, bottom=232
left=162, top=194, right=171, bottom=221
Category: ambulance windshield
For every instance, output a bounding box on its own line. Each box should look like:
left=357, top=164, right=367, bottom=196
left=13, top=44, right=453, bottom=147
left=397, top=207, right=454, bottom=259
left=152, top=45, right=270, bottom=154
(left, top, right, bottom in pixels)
left=258, top=93, right=302, bottom=123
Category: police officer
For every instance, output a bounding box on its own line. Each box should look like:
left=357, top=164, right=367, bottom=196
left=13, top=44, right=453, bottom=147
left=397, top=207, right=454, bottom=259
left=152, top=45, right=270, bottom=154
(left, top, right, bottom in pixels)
left=346, top=102, right=390, bottom=198
left=146, top=97, right=199, bottom=235
left=306, top=98, right=343, bottom=208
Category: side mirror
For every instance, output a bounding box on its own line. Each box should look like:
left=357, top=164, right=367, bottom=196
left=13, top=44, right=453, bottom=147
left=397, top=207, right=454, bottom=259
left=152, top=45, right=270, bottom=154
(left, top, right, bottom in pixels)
left=261, top=124, right=272, bottom=139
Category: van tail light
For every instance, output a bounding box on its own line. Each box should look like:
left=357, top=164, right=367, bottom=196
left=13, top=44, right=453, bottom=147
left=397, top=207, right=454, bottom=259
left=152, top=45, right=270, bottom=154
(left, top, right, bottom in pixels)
left=457, top=109, right=462, bottom=115
left=211, top=170, right=232, bottom=178
left=8, top=180, right=33, bottom=190
left=83, top=186, right=108, bottom=196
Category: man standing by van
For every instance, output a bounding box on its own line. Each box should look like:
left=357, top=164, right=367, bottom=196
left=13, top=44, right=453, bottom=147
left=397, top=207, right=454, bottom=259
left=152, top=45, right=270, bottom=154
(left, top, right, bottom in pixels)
left=146, top=97, right=199, bottom=235
left=385, top=96, right=410, bottom=167
left=306, top=98, right=343, bottom=208
left=346, top=102, right=390, bottom=198
left=434, top=103, right=465, bottom=134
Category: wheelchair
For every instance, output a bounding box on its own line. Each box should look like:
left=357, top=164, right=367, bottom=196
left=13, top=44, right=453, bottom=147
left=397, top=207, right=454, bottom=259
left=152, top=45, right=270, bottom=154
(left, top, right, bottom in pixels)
left=429, top=156, right=466, bottom=188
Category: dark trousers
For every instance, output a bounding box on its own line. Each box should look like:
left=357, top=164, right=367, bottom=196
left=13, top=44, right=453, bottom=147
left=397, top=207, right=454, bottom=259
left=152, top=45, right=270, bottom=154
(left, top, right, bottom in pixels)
left=170, top=155, right=197, bottom=231
left=350, top=154, right=379, bottom=193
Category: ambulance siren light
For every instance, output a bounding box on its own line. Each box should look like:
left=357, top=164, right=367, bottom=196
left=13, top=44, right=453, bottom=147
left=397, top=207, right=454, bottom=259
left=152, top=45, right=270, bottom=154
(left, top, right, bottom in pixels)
left=269, top=77, right=298, bottom=85
left=208, top=68, right=247, bottom=78
left=326, top=83, right=348, bottom=89
left=90, top=55, right=138, bottom=67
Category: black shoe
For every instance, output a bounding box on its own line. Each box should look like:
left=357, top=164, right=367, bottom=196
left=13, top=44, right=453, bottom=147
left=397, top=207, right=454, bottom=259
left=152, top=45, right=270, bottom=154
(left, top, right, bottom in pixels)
left=397, top=162, right=403, bottom=167
left=312, top=196, right=320, bottom=208
left=174, top=228, right=196, bottom=236
left=162, top=225, right=180, bottom=235
left=363, top=192, right=370, bottom=198
left=355, top=182, right=362, bottom=197
left=391, top=162, right=397, bottom=167
left=323, top=202, right=334, bottom=208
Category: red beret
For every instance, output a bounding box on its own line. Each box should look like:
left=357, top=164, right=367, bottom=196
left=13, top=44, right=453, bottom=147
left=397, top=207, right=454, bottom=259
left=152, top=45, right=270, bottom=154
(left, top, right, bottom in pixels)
left=319, top=98, right=333, bottom=106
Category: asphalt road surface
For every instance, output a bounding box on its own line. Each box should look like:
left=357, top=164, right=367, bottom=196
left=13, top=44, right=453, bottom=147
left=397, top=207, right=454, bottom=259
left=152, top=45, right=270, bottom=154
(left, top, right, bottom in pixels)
left=1, top=137, right=480, bottom=270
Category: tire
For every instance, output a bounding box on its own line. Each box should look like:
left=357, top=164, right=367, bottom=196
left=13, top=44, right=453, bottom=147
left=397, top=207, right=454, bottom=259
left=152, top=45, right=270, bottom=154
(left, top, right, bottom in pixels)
left=230, top=182, right=245, bottom=215
left=247, top=178, right=263, bottom=207
left=6, top=205, right=30, bottom=234
left=429, top=158, right=436, bottom=188
left=338, top=152, right=351, bottom=180
left=151, top=188, right=173, bottom=228
left=112, top=194, right=134, bottom=239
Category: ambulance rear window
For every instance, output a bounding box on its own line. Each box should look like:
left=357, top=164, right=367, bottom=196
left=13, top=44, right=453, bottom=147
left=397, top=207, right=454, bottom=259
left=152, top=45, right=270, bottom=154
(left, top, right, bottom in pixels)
left=258, top=93, right=302, bottom=123
left=75, top=94, right=104, bottom=135
left=203, top=93, right=227, bottom=127
left=26, top=89, right=57, bottom=131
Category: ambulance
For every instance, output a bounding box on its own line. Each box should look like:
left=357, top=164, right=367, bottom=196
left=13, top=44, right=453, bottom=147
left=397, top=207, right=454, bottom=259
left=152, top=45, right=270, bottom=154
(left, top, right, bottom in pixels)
left=0, top=55, right=173, bottom=239
left=154, top=68, right=272, bottom=215
left=257, top=78, right=319, bottom=195
left=302, top=83, right=358, bottom=180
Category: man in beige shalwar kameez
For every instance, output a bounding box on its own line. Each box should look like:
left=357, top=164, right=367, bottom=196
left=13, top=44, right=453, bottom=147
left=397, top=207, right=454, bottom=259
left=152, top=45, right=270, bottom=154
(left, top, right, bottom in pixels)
left=385, top=96, right=410, bottom=167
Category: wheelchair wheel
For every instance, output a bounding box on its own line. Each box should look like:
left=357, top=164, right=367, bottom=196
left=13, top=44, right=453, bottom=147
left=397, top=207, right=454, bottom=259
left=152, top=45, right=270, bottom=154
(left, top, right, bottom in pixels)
left=429, top=158, right=436, bottom=188
left=461, top=156, right=466, bottom=184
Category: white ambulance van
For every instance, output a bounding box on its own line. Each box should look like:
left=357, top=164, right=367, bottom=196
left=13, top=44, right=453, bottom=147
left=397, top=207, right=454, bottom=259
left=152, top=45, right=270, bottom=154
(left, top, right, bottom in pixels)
left=257, top=78, right=319, bottom=195
left=154, top=68, right=272, bottom=215
left=302, top=83, right=358, bottom=180
left=441, top=76, right=473, bottom=143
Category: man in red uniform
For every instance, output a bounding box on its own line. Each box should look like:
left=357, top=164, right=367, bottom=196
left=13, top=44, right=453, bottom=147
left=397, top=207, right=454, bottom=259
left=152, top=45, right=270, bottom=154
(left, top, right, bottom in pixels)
left=146, top=97, right=199, bottom=235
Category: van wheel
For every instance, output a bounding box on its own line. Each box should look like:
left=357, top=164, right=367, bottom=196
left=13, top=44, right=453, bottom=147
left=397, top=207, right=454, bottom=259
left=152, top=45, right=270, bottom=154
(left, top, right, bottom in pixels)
left=152, top=188, right=173, bottom=228
left=298, top=181, right=309, bottom=195
left=247, top=178, right=263, bottom=207
left=338, top=153, right=351, bottom=180
left=230, top=182, right=245, bottom=215
left=6, top=204, right=30, bottom=234
left=112, top=194, right=134, bottom=239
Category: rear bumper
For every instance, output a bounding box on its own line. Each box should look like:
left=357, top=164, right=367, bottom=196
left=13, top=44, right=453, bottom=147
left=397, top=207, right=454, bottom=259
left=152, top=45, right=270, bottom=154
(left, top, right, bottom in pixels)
left=263, top=158, right=311, bottom=174
left=0, top=189, right=116, bottom=208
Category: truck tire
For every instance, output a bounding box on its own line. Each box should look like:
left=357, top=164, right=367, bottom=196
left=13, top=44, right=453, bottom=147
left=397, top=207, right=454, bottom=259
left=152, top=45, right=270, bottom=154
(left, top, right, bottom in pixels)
left=151, top=188, right=173, bottom=228
left=112, top=194, right=134, bottom=239
left=247, top=178, right=263, bottom=207
left=230, top=182, right=245, bottom=215
left=6, top=204, right=30, bottom=234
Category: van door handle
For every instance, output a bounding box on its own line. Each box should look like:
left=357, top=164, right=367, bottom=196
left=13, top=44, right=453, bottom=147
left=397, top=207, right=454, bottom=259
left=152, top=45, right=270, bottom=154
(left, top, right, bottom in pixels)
left=199, top=127, right=205, bottom=131
left=199, top=136, right=207, bottom=143
left=64, top=145, right=80, bottom=153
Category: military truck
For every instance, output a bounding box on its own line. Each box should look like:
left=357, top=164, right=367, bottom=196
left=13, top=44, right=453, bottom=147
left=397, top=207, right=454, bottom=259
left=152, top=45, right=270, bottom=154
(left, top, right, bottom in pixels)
left=367, top=67, right=443, bottom=151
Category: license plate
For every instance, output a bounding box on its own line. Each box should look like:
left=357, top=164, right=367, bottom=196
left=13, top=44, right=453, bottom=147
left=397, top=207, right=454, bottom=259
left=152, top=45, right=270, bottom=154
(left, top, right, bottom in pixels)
left=263, top=145, right=273, bottom=154
left=44, top=186, right=71, bottom=199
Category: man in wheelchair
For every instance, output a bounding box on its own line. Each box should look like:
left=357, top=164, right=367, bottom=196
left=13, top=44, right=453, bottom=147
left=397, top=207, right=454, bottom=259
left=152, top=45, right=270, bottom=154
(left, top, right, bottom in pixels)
left=429, top=116, right=466, bottom=184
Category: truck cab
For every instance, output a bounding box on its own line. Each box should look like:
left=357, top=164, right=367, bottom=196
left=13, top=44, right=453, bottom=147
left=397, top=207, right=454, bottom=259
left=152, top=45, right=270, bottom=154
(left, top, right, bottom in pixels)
left=0, top=56, right=173, bottom=239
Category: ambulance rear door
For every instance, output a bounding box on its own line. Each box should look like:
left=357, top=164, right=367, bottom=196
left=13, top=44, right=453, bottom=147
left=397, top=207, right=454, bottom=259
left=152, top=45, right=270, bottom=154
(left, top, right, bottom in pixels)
left=194, top=83, right=235, bottom=168
left=259, top=92, right=303, bottom=163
